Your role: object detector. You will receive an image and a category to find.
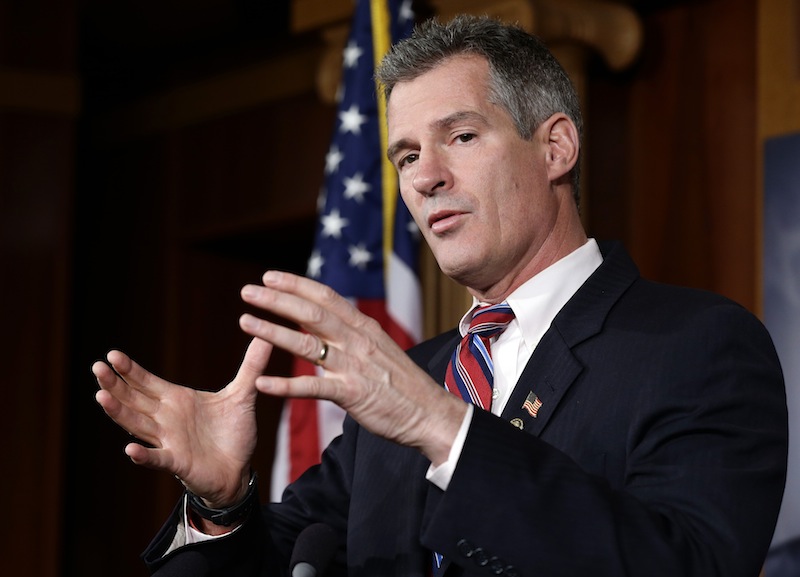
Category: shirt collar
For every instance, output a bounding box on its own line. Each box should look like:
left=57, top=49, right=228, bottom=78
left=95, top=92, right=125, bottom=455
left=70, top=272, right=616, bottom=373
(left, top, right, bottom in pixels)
left=459, top=239, right=603, bottom=350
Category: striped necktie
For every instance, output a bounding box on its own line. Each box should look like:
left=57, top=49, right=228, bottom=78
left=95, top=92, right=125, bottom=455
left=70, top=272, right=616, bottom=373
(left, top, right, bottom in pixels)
left=433, top=302, right=515, bottom=577
left=444, top=302, right=516, bottom=410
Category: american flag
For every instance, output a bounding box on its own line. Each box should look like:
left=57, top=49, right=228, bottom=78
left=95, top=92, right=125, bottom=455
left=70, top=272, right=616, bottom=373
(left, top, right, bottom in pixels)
left=522, top=391, right=543, bottom=418
left=271, top=0, right=419, bottom=501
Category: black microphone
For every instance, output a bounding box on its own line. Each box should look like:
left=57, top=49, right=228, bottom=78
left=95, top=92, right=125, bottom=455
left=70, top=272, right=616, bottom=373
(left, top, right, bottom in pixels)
left=290, top=523, right=339, bottom=577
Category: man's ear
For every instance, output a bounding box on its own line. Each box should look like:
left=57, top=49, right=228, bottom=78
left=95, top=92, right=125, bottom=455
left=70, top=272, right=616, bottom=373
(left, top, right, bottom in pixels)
left=541, top=113, right=580, bottom=182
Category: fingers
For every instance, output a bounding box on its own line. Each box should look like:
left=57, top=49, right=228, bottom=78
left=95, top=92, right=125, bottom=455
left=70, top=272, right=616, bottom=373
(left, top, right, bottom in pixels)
left=95, top=350, right=169, bottom=401
left=124, top=442, right=175, bottom=471
left=92, top=351, right=164, bottom=447
left=93, top=353, right=159, bottom=413
left=261, top=270, right=358, bottom=321
left=238, top=271, right=461, bottom=459
left=94, top=359, right=192, bottom=476
left=93, top=348, right=260, bottom=491
left=255, top=373, right=325, bottom=400
left=239, top=315, right=334, bottom=368
left=95, top=387, right=162, bottom=447
left=243, top=271, right=375, bottom=337
left=238, top=271, right=416, bottom=391
left=240, top=271, right=387, bottom=363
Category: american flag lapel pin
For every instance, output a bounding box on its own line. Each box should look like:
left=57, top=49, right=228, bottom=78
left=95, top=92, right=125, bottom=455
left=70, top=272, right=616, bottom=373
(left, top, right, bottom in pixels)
left=522, top=391, right=543, bottom=418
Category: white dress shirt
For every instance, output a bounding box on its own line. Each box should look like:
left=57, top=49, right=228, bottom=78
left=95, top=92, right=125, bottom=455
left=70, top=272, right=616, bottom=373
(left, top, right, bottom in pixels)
left=427, top=239, right=603, bottom=489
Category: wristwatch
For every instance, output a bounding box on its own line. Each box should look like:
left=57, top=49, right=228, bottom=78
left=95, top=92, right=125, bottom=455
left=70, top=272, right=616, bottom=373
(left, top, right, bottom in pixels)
left=186, top=471, right=259, bottom=527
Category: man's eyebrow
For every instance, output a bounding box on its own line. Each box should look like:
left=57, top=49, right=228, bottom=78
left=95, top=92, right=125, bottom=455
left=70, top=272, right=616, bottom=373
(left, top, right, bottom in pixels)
left=387, top=111, right=488, bottom=162
left=387, top=138, right=415, bottom=164
left=433, top=110, right=487, bottom=131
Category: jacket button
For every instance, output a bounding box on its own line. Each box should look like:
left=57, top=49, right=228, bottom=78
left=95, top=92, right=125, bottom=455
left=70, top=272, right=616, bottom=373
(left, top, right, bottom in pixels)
left=504, top=566, right=519, bottom=577
left=489, top=556, right=504, bottom=574
left=456, top=538, right=476, bottom=557
left=472, top=548, right=489, bottom=566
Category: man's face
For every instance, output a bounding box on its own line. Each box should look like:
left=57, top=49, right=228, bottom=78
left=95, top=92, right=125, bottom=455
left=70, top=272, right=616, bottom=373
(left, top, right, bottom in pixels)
left=387, top=55, right=564, bottom=298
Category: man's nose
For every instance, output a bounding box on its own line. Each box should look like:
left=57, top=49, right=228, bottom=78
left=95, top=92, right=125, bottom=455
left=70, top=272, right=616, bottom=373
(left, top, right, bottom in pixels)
left=412, top=150, right=450, bottom=196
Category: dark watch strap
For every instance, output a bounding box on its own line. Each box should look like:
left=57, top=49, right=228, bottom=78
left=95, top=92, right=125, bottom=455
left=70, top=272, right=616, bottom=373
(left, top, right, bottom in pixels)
left=186, top=471, right=259, bottom=527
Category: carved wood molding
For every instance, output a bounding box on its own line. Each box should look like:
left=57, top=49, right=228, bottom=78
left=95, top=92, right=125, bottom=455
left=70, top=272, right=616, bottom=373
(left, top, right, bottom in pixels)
left=433, top=0, right=643, bottom=71
left=297, top=0, right=643, bottom=104
left=432, top=0, right=536, bottom=32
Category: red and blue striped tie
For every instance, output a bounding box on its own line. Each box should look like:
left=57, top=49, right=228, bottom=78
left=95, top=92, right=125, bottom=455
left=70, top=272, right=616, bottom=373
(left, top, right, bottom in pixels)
left=444, top=302, right=516, bottom=410
left=433, top=303, right=515, bottom=577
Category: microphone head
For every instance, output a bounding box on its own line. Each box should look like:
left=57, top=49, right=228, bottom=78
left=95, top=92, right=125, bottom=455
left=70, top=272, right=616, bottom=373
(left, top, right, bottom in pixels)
left=290, top=523, right=339, bottom=577
left=291, top=562, right=318, bottom=577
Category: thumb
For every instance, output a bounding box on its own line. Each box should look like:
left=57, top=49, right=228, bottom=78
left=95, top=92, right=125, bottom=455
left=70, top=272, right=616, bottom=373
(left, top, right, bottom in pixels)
left=233, top=337, right=273, bottom=388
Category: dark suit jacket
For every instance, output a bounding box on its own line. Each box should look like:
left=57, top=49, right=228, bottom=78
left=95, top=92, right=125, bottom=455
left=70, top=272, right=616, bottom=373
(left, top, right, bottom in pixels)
left=143, top=242, right=788, bottom=577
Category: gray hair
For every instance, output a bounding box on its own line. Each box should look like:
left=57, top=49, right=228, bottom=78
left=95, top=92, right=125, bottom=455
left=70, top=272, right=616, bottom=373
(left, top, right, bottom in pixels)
left=376, top=15, right=583, bottom=205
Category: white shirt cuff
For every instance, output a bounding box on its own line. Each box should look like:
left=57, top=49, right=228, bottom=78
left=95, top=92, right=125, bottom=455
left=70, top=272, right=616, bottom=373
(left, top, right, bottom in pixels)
left=425, top=404, right=474, bottom=490
left=163, top=494, right=241, bottom=555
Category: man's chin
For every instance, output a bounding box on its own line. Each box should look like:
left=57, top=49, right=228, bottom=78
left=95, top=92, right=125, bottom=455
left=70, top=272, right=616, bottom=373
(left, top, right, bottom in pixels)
left=435, top=256, right=483, bottom=288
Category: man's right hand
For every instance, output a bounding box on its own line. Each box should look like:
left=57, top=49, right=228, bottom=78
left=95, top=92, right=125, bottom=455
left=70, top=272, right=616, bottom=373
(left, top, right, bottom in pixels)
left=92, top=337, right=273, bottom=509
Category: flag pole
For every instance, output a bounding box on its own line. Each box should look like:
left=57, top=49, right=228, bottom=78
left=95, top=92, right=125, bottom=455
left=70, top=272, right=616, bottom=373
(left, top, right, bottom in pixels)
left=370, top=0, right=396, bottom=287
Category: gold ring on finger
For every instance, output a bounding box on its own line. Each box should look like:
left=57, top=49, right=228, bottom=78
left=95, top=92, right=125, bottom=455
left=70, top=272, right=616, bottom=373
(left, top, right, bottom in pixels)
left=314, top=340, right=329, bottom=367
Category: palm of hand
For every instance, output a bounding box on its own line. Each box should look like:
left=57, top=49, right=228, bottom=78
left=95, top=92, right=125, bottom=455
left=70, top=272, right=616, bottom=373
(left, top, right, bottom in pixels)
left=94, top=338, right=272, bottom=506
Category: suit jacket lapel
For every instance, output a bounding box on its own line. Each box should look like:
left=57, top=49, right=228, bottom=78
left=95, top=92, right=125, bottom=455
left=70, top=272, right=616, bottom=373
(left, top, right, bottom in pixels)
left=426, top=330, right=459, bottom=385
left=502, top=241, right=639, bottom=435
left=501, top=331, right=582, bottom=435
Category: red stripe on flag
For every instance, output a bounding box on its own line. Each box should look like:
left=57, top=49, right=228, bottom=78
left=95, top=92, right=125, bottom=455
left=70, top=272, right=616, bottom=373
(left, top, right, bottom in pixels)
left=357, top=299, right=416, bottom=350
left=287, top=358, right=322, bottom=482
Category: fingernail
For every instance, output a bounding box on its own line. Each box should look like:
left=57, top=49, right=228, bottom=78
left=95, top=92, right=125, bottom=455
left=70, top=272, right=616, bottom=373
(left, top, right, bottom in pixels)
left=256, top=376, right=273, bottom=391
left=263, top=270, right=280, bottom=285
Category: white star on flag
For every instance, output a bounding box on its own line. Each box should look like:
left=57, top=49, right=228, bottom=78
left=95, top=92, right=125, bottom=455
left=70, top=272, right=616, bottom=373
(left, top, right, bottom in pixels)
left=407, top=218, right=421, bottom=240
left=343, top=172, right=371, bottom=202
left=339, top=104, right=367, bottom=135
left=343, top=40, right=364, bottom=69
left=316, top=187, right=327, bottom=212
left=325, top=145, right=344, bottom=175
left=399, top=0, right=414, bottom=23
left=348, top=243, right=372, bottom=269
left=321, top=208, right=349, bottom=239
left=306, top=249, right=324, bottom=278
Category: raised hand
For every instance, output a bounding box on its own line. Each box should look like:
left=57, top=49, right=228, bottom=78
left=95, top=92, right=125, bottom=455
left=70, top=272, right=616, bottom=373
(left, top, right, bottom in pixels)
left=238, top=270, right=467, bottom=466
left=93, top=337, right=273, bottom=508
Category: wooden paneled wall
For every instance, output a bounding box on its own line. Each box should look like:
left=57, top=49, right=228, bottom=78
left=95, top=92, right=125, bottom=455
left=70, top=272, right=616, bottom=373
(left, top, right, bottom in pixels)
left=0, top=1, right=78, bottom=576
left=587, top=0, right=760, bottom=313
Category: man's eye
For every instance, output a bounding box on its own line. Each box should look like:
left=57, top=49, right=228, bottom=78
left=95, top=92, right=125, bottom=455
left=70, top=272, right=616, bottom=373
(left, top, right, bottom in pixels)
left=399, top=154, right=418, bottom=168
left=457, top=133, right=475, bottom=143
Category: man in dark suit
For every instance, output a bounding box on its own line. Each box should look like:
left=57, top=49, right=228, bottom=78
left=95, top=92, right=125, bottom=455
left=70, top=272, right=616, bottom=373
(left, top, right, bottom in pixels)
left=93, top=15, right=787, bottom=577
